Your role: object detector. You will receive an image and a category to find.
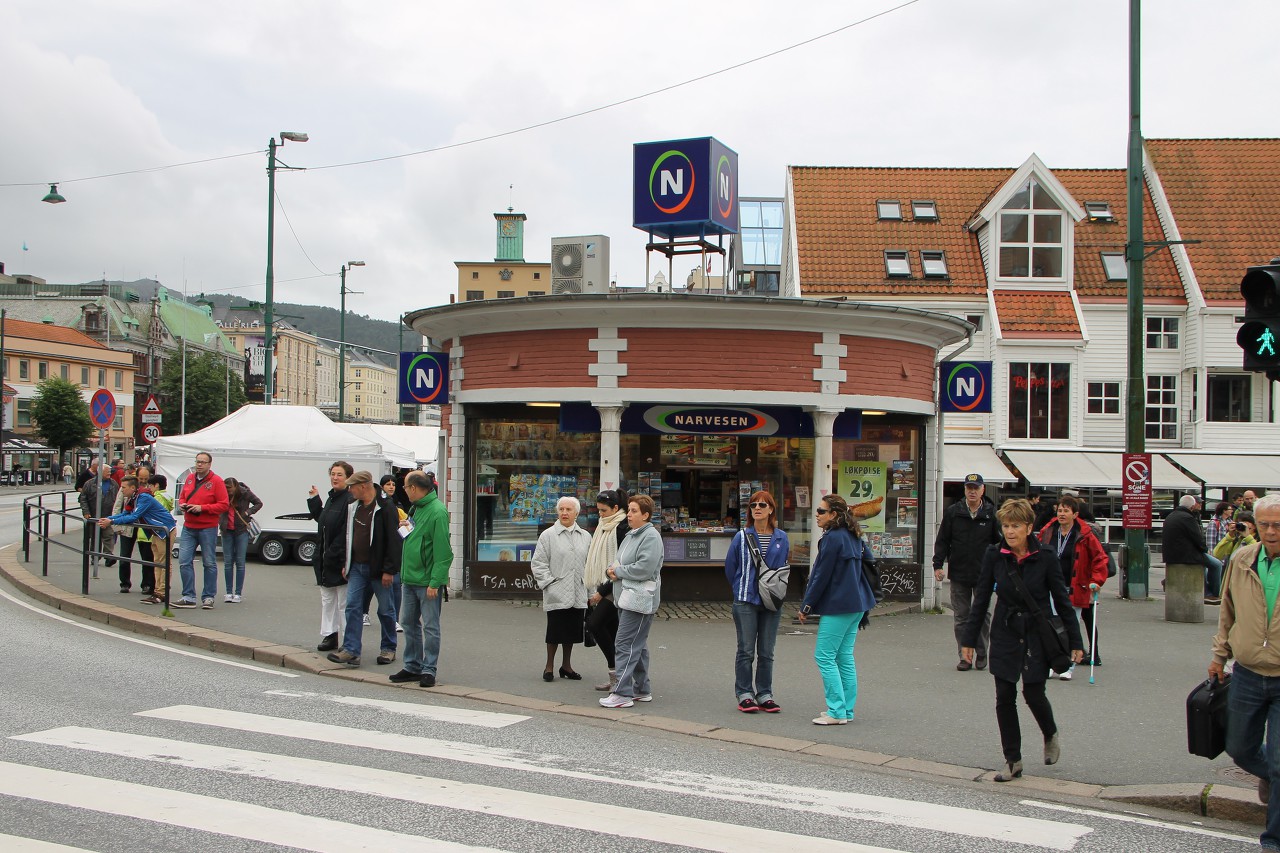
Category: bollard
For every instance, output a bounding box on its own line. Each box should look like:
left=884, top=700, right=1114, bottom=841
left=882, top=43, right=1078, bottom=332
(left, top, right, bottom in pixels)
left=1165, top=563, right=1205, bottom=623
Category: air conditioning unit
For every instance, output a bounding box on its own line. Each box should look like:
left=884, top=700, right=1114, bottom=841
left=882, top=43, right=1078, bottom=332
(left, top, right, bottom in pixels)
left=551, top=235, right=609, bottom=294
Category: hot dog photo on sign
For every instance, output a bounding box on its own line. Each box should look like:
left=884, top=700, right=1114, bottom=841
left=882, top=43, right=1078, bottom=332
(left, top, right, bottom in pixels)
left=837, top=461, right=888, bottom=533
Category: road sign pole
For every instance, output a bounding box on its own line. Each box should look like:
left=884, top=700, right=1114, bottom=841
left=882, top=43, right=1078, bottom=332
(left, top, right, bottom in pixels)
left=92, top=427, right=106, bottom=587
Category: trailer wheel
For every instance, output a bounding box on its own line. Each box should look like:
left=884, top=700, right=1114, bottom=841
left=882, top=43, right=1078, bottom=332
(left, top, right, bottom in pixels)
left=294, top=536, right=317, bottom=565
left=258, top=535, right=288, bottom=565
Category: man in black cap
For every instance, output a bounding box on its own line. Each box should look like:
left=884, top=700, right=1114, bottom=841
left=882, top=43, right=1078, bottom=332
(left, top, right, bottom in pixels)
left=933, top=473, right=999, bottom=671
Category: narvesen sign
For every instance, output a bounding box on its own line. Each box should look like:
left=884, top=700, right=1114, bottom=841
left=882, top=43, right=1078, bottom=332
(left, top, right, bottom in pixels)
left=398, top=352, right=449, bottom=406
left=938, top=360, right=993, bottom=414
left=632, top=137, right=739, bottom=240
left=641, top=406, right=778, bottom=435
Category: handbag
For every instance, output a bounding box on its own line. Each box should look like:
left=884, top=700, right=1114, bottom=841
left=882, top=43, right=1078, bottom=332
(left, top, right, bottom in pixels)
left=859, top=537, right=884, bottom=604
left=237, top=507, right=262, bottom=542
left=748, top=533, right=790, bottom=612
left=1005, top=561, right=1073, bottom=674
left=1187, top=674, right=1231, bottom=759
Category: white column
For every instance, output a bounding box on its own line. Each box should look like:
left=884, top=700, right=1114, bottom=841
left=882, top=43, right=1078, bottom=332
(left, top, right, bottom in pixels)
left=594, top=404, right=624, bottom=492
left=810, top=408, right=840, bottom=546
left=446, top=338, right=465, bottom=590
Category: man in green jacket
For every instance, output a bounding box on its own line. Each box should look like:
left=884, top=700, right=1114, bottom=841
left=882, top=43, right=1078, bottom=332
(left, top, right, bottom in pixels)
left=389, top=470, right=453, bottom=688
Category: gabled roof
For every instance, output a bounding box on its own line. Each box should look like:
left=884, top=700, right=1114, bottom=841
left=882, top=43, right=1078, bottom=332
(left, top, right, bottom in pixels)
left=1145, top=138, right=1280, bottom=304
left=2, top=317, right=106, bottom=348
left=992, top=291, right=1082, bottom=338
left=789, top=166, right=1008, bottom=297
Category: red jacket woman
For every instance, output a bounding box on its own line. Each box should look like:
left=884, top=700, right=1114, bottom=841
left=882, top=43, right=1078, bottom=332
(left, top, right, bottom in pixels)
left=1038, top=511, right=1108, bottom=607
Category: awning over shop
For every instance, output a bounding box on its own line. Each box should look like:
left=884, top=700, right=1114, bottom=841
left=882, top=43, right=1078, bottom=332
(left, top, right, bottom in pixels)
left=1163, top=453, right=1280, bottom=490
left=1002, top=449, right=1199, bottom=491
left=943, top=443, right=1018, bottom=483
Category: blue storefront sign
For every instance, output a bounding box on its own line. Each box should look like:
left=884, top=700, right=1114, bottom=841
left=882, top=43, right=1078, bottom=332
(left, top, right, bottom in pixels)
left=938, top=360, right=992, bottom=413
left=633, top=137, right=739, bottom=240
left=398, top=352, right=449, bottom=406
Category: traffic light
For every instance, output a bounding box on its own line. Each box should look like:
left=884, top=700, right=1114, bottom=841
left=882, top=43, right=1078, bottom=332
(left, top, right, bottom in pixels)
left=1236, top=264, right=1280, bottom=376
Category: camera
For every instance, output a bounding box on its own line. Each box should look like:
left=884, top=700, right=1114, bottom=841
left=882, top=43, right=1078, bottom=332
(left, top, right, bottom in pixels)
left=1236, top=521, right=1248, bottom=532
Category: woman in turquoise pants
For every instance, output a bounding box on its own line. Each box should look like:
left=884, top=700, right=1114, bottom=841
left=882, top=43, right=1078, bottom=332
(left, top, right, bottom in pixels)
left=799, top=494, right=880, bottom=725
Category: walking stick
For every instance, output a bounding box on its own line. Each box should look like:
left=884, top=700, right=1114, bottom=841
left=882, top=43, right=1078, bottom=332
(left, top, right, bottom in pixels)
left=1088, top=583, right=1100, bottom=684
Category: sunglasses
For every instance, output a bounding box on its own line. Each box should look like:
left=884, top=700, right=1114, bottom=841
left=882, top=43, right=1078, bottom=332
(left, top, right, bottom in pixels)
left=749, top=502, right=771, bottom=509
left=815, top=508, right=831, bottom=515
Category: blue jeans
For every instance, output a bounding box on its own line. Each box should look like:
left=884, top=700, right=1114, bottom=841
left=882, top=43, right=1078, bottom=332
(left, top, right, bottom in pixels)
left=1226, top=664, right=1280, bottom=850
left=223, top=528, right=249, bottom=596
left=341, top=562, right=397, bottom=657
left=814, top=611, right=863, bottom=719
left=613, top=609, right=653, bottom=698
left=178, top=525, right=219, bottom=602
left=732, top=601, right=781, bottom=701
left=1204, top=551, right=1224, bottom=597
left=400, top=585, right=442, bottom=675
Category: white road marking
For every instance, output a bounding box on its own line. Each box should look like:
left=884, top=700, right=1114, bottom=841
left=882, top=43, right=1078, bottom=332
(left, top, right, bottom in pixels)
left=0, top=588, right=297, bottom=677
left=0, top=833, right=92, bottom=852
left=1024, top=800, right=1257, bottom=845
left=16, top=727, right=907, bottom=853
left=138, top=705, right=1090, bottom=850
left=0, top=759, right=502, bottom=853
left=264, top=689, right=529, bottom=728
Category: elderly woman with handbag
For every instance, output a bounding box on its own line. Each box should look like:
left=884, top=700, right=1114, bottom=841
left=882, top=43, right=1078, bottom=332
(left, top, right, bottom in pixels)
left=584, top=489, right=629, bottom=693
left=725, top=490, right=791, bottom=714
left=599, top=494, right=663, bottom=709
left=219, top=477, right=263, bottom=603
left=962, top=498, right=1083, bottom=782
left=531, top=496, right=592, bottom=682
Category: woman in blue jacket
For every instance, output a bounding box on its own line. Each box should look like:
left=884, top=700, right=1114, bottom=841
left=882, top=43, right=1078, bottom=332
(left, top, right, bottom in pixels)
left=799, top=493, right=879, bottom=726
left=724, top=490, right=790, bottom=713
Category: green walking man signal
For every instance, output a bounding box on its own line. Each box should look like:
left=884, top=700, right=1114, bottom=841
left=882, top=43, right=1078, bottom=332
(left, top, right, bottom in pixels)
left=1237, top=263, right=1280, bottom=376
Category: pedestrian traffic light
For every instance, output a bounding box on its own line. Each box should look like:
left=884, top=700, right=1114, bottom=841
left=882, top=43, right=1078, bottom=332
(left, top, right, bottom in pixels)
left=1236, top=264, right=1280, bottom=376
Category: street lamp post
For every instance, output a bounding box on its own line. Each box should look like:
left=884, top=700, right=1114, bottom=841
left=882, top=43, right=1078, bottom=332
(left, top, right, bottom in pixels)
left=337, top=261, right=365, bottom=423
left=263, top=131, right=308, bottom=406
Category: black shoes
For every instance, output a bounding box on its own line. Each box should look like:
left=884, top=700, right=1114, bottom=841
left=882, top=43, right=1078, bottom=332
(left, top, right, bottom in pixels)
left=389, top=669, right=420, bottom=684
left=419, top=673, right=436, bottom=688
left=558, top=667, right=582, bottom=680
left=317, top=633, right=338, bottom=652
left=956, top=660, right=973, bottom=671
left=542, top=670, right=554, bottom=682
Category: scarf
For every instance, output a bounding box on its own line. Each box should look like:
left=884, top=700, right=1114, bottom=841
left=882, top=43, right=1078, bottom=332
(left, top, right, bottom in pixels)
left=584, top=510, right=625, bottom=589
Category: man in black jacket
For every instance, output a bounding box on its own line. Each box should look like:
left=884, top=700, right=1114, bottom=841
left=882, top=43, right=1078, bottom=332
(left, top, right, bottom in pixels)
left=328, top=471, right=403, bottom=668
left=934, top=473, right=1000, bottom=671
left=1163, top=493, right=1207, bottom=566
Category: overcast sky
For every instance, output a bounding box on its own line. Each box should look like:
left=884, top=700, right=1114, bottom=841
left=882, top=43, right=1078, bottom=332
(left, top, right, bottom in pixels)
left=1, top=0, right=1275, bottom=324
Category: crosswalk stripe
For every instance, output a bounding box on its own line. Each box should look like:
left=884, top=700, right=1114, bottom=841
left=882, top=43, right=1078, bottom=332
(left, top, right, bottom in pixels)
left=136, top=705, right=1090, bottom=850
left=0, top=759, right=503, bottom=853
left=263, top=689, right=530, bottom=728
left=0, top=834, right=91, bottom=852
left=16, top=727, right=907, bottom=853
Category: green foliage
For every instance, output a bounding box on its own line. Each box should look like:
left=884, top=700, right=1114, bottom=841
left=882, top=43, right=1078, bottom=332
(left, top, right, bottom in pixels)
left=158, top=349, right=249, bottom=434
left=31, top=377, right=94, bottom=455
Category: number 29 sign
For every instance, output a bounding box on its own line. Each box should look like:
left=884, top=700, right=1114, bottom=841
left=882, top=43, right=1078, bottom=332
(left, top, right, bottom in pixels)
left=837, top=461, right=887, bottom=533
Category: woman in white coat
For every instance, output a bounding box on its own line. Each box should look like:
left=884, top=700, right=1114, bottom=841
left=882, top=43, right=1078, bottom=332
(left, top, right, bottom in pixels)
left=531, top=496, right=592, bottom=682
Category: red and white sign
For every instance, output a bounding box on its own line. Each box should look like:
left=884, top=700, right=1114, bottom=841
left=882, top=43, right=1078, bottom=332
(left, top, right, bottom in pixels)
left=1122, top=452, right=1153, bottom=529
left=141, top=395, right=163, bottom=424
left=141, top=423, right=162, bottom=444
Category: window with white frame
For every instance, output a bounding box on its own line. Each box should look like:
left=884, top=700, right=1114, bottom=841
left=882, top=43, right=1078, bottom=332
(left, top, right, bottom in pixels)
left=921, top=250, right=948, bottom=277
left=911, top=200, right=938, bottom=220
left=1145, top=375, right=1178, bottom=440
left=884, top=250, right=911, bottom=278
left=997, top=177, right=1064, bottom=279
left=1008, top=362, right=1071, bottom=439
left=1101, top=252, right=1127, bottom=281
left=1086, top=381, right=1121, bottom=415
left=876, top=200, right=902, bottom=220
left=1146, top=316, right=1179, bottom=349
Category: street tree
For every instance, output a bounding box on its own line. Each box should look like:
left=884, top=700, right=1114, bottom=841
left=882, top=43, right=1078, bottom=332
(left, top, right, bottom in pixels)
left=158, top=349, right=247, bottom=434
left=31, top=377, right=94, bottom=459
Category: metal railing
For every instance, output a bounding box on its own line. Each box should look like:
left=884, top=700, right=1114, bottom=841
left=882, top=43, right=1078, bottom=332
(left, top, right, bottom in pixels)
left=22, top=491, right=176, bottom=615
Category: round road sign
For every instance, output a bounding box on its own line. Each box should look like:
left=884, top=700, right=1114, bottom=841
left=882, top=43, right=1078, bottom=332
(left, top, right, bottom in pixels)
left=142, top=424, right=162, bottom=444
left=89, top=389, right=117, bottom=429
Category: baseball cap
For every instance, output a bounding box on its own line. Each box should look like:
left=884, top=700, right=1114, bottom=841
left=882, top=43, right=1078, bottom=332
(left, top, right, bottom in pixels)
left=963, top=473, right=984, bottom=486
left=345, top=471, right=374, bottom=487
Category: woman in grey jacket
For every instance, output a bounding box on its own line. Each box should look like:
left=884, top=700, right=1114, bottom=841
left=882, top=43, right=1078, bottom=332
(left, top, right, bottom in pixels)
left=531, top=496, right=591, bottom=682
left=599, top=494, right=663, bottom=709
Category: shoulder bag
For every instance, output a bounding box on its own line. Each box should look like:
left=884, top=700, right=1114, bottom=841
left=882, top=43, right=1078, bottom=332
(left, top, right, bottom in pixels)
left=1005, top=559, right=1073, bottom=674
left=236, top=506, right=262, bottom=542
left=748, top=533, right=790, bottom=612
left=859, top=537, right=884, bottom=604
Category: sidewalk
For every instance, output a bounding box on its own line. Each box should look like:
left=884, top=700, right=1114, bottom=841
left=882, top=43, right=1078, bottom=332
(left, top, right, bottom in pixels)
left=0, top=529, right=1263, bottom=826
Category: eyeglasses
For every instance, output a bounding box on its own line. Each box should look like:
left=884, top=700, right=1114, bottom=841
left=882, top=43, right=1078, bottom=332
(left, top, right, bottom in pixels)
left=749, top=502, right=771, bottom=509
left=815, top=508, right=831, bottom=515
left=1257, top=521, right=1280, bottom=531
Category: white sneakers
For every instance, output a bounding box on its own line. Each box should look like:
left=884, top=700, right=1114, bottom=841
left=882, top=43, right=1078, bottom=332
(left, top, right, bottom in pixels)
left=1058, top=664, right=1075, bottom=681
left=232, top=594, right=242, bottom=603
left=812, top=713, right=848, bottom=726
left=599, top=693, right=634, bottom=708
left=224, top=594, right=234, bottom=603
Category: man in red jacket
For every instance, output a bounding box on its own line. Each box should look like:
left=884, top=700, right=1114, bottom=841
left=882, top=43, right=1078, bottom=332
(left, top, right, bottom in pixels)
left=174, top=451, right=229, bottom=609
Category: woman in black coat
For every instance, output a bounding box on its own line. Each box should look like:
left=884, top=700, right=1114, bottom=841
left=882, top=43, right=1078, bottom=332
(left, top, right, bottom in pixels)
left=962, top=498, right=1083, bottom=782
left=307, top=460, right=355, bottom=652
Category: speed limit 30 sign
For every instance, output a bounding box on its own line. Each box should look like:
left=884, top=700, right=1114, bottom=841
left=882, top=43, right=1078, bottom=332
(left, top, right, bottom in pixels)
left=142, top=424, right=162, bottom=444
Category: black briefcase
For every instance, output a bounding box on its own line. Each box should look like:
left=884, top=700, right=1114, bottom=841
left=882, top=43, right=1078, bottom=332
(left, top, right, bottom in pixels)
left=1187, top=675, right=1230, bottom=759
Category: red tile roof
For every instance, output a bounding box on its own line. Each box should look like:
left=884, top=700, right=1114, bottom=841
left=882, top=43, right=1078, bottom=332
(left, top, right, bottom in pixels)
left=993, top=291, right=1081, bottom=337
left=1145, top=138, right=1280, bottom=304
left=3, top=318, right=106, bottom=348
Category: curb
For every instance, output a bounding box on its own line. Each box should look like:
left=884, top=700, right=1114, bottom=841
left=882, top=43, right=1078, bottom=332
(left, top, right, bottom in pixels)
left=0, top=548, right=1261, bottom=828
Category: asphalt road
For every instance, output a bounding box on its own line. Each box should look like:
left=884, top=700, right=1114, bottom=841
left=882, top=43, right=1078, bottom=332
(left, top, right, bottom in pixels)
left=0, top=490, right=1265, bottom=851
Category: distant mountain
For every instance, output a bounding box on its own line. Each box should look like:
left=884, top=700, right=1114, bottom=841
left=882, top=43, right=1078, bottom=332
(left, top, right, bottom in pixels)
left=85, top=279, right=421, bottom=357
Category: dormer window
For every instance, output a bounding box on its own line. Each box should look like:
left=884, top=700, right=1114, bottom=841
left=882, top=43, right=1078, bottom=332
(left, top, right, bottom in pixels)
left=1101, top=252, right=1127, bottom=281
left=1085, top=201, right=1114, bottom=222
left=912, top=200, right=938, bottom=221
left=997, top=177, right=1064, bottom=279
left=921, top=250, right=948, bottom=278
left=876, top=200, right=902, bottom=221
left=884, top=250, right=911, bottom=278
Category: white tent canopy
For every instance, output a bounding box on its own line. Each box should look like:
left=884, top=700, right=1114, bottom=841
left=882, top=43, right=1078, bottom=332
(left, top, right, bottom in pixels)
left=334, top=423, right=419, bottom=469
